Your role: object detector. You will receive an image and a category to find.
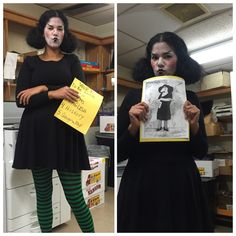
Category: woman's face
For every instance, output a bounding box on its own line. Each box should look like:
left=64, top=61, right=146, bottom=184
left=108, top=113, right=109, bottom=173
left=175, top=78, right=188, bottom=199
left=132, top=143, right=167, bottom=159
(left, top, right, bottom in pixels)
left=151, top=42, right=177, bottom=76
left=44, top=17, right=64, bottom=49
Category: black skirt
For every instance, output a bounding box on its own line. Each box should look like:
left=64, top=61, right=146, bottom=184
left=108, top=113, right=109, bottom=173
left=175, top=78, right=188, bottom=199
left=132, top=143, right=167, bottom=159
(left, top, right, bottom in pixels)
left=117, top=157, right=214, bottom=232
left=13, top=100, right=90, bottom=172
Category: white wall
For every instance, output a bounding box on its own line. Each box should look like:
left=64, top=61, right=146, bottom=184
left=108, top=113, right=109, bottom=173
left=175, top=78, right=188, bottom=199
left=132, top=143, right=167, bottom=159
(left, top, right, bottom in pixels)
left=118, top=65, right=133, bottom=81
left=8, top=22, right=35, bottom=53
left=117, top=65, right=134, bottom=106
left=117, top=86, right=130, bottom=107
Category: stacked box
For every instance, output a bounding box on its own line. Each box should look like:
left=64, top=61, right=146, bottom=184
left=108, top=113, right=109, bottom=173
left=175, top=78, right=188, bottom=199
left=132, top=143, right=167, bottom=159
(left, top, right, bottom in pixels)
left=195, top=160, right=219, bottom=177
left=84, top=191, right=105, bottom=210
left=81, top=157, right=105, bottom=209
left=99, top=116, right=114, bottom=133
left=201, top=71, right=230, bottom=91
left=80, top=60, right=100, bottom=72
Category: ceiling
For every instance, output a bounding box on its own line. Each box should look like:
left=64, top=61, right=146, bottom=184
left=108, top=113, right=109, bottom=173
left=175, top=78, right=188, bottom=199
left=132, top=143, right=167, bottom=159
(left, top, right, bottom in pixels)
left=118, top=3, right=233, bottom=74
left=37, top=3, right=114, bottom=26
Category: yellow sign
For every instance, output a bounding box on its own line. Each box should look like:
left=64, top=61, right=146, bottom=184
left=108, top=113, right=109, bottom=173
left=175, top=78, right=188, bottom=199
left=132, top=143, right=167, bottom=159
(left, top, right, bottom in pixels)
left=54, top=78, right=103, bottom=134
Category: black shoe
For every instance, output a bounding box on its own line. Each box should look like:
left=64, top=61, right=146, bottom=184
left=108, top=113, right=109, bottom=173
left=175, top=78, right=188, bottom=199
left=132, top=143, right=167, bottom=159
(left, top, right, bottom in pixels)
left=156, top=127, right=162, bottom=131
left=164, top=127, right=169, bottom=131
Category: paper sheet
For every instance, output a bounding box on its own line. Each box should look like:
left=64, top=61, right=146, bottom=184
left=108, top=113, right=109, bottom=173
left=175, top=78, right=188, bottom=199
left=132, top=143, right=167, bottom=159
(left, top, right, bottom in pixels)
left=140, top=76, right=189, bottom=142
left=4, top=52, right=18, bottom=80
left=54, top=78, right=103, bottom=134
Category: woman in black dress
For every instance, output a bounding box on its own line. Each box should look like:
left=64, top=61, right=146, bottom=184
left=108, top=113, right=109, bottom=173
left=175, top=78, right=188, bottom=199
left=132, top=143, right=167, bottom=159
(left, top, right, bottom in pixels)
left=117, top=32, right=213, bottom=232
left=13, top=10, right=94, bottom=232
left=156, top=84, right=173, bottom=131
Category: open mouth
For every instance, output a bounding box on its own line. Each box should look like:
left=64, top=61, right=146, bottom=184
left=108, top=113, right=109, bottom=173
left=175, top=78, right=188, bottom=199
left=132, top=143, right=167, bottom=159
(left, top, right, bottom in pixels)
left=53, top=38, right=58, bottom=42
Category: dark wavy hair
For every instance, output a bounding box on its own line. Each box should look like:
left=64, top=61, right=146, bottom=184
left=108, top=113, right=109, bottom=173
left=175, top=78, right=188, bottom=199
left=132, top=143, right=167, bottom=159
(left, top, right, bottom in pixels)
left=26, top=10, right=77, bottom=53
left=133, top=32, right=204, bottom=84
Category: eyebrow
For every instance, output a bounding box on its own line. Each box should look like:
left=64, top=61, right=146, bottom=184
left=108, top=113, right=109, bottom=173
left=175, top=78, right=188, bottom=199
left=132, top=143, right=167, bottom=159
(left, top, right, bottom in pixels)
left=47, top=24, right=64, bottom=28
left=151, top=50, right=174, bottom=56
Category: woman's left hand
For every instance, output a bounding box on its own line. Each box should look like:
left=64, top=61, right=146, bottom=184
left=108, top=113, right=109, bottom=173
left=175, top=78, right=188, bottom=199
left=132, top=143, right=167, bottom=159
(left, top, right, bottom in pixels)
left=183, top=100, right=200, bottom=135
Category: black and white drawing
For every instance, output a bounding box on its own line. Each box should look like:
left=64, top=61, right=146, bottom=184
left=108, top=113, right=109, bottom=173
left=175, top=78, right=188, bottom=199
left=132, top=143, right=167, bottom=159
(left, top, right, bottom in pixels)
left=140, top=76, right=189, bottom=142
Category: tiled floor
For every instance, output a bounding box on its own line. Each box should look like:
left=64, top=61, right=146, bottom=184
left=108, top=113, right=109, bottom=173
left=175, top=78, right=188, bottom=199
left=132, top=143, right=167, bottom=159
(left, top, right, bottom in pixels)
left=53, top=187, right=114, bottom=233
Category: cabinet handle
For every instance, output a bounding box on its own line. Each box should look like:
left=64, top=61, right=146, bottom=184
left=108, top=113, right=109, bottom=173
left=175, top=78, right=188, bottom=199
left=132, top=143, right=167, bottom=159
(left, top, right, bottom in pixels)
left=30, top=221, right=40, bottom=229
left=29, top=187, right=36, bottom=196
left=30, top=211, right=38, bottom=219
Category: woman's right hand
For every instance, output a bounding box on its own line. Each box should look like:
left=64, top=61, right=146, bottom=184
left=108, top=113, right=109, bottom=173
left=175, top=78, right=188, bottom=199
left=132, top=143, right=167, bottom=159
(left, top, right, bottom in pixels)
left=128, top=102, right=149, bottom=136
left=48, top=86, right=79, bottom=103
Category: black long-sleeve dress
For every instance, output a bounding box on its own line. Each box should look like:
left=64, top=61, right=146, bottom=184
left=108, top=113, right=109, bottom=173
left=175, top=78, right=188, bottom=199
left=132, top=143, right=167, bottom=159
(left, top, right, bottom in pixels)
left=13, top=54, right=90, bottom=172
left=157, top=90, right=172, bottom=120
left=117, top=89, right=213, bottom=232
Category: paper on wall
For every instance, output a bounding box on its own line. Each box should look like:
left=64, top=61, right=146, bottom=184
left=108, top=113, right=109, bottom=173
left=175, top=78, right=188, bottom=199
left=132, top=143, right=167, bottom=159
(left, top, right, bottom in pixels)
left=4, top=52, right=18, bottom=80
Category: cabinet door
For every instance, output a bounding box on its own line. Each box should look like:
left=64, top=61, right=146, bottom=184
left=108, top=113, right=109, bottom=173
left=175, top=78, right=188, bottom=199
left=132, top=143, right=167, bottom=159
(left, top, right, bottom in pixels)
left=5, top=166, right=34, bottom=189
left=14, top=221, right=41, bottom=233
left=7, top=202, right=60, bottom=232
left=7, top=210, right=37, bottom=232
left=7, top=178, right=60, bottom=219
left=5, top=163, right=58, bottom=189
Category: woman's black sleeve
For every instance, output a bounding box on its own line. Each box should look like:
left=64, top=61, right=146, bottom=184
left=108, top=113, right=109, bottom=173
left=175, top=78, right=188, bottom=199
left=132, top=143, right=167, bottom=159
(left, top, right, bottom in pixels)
left=118, top=90, right=138, bottom=162
left=71, top=54, right=86, bottom=83
left=188, top=91, right=208, bottom=159
left=15, top=57, right=50, bottom=109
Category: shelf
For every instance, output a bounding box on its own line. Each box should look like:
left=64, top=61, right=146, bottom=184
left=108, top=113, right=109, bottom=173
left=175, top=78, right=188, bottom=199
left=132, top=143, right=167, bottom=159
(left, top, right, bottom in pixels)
left=207, top=134, right=232, bottom=139
left=196, top=87, right=231, bottom=100
left=83, top=69, right=100, bottom=74
left=118, top=77, right=142, bottom=89
left=216, top=208, right=232, bottom=217
left=102, top=69, right=114, bottom=74
left=217, top=115, right=232, bottom=123
left=4, top=82, right=16, bottom=86
left=101, top=89, right=114, bottom=93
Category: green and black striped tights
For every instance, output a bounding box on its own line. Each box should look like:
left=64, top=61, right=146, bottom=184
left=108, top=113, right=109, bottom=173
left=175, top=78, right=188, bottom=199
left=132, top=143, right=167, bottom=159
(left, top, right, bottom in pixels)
left=32, top=169, right=95, bottom=233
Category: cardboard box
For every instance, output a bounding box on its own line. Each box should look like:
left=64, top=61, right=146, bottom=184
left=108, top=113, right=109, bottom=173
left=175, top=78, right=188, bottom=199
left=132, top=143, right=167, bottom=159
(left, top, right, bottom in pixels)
left=89, top=157, right=106, bottom=170
left=81, top=158, right=105, bottom=189
left=205, top=123, right=222, bottom=136
left=219, top=166, right=232, bottom=175
left=201, top=71, right=230, bottom=91
left=83, top=182, right=105, bottom=199
left=85, top=191, right=105, bottom=209
left=215, top=158, right=233, bottom=167
left=204, top=114, right=222, bottom=136
left=99, top=116, right=114, bottom=133
left=195, top=160, right=219, bottom=177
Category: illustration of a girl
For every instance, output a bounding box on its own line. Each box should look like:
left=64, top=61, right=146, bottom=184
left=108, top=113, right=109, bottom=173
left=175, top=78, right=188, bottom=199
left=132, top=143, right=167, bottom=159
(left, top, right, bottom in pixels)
left=156, top=84, right=173, bottom=131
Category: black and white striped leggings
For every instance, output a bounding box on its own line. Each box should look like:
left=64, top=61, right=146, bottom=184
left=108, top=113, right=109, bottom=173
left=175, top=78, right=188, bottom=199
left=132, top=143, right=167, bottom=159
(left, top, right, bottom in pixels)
left=32, top=169, right=94, bottom=233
